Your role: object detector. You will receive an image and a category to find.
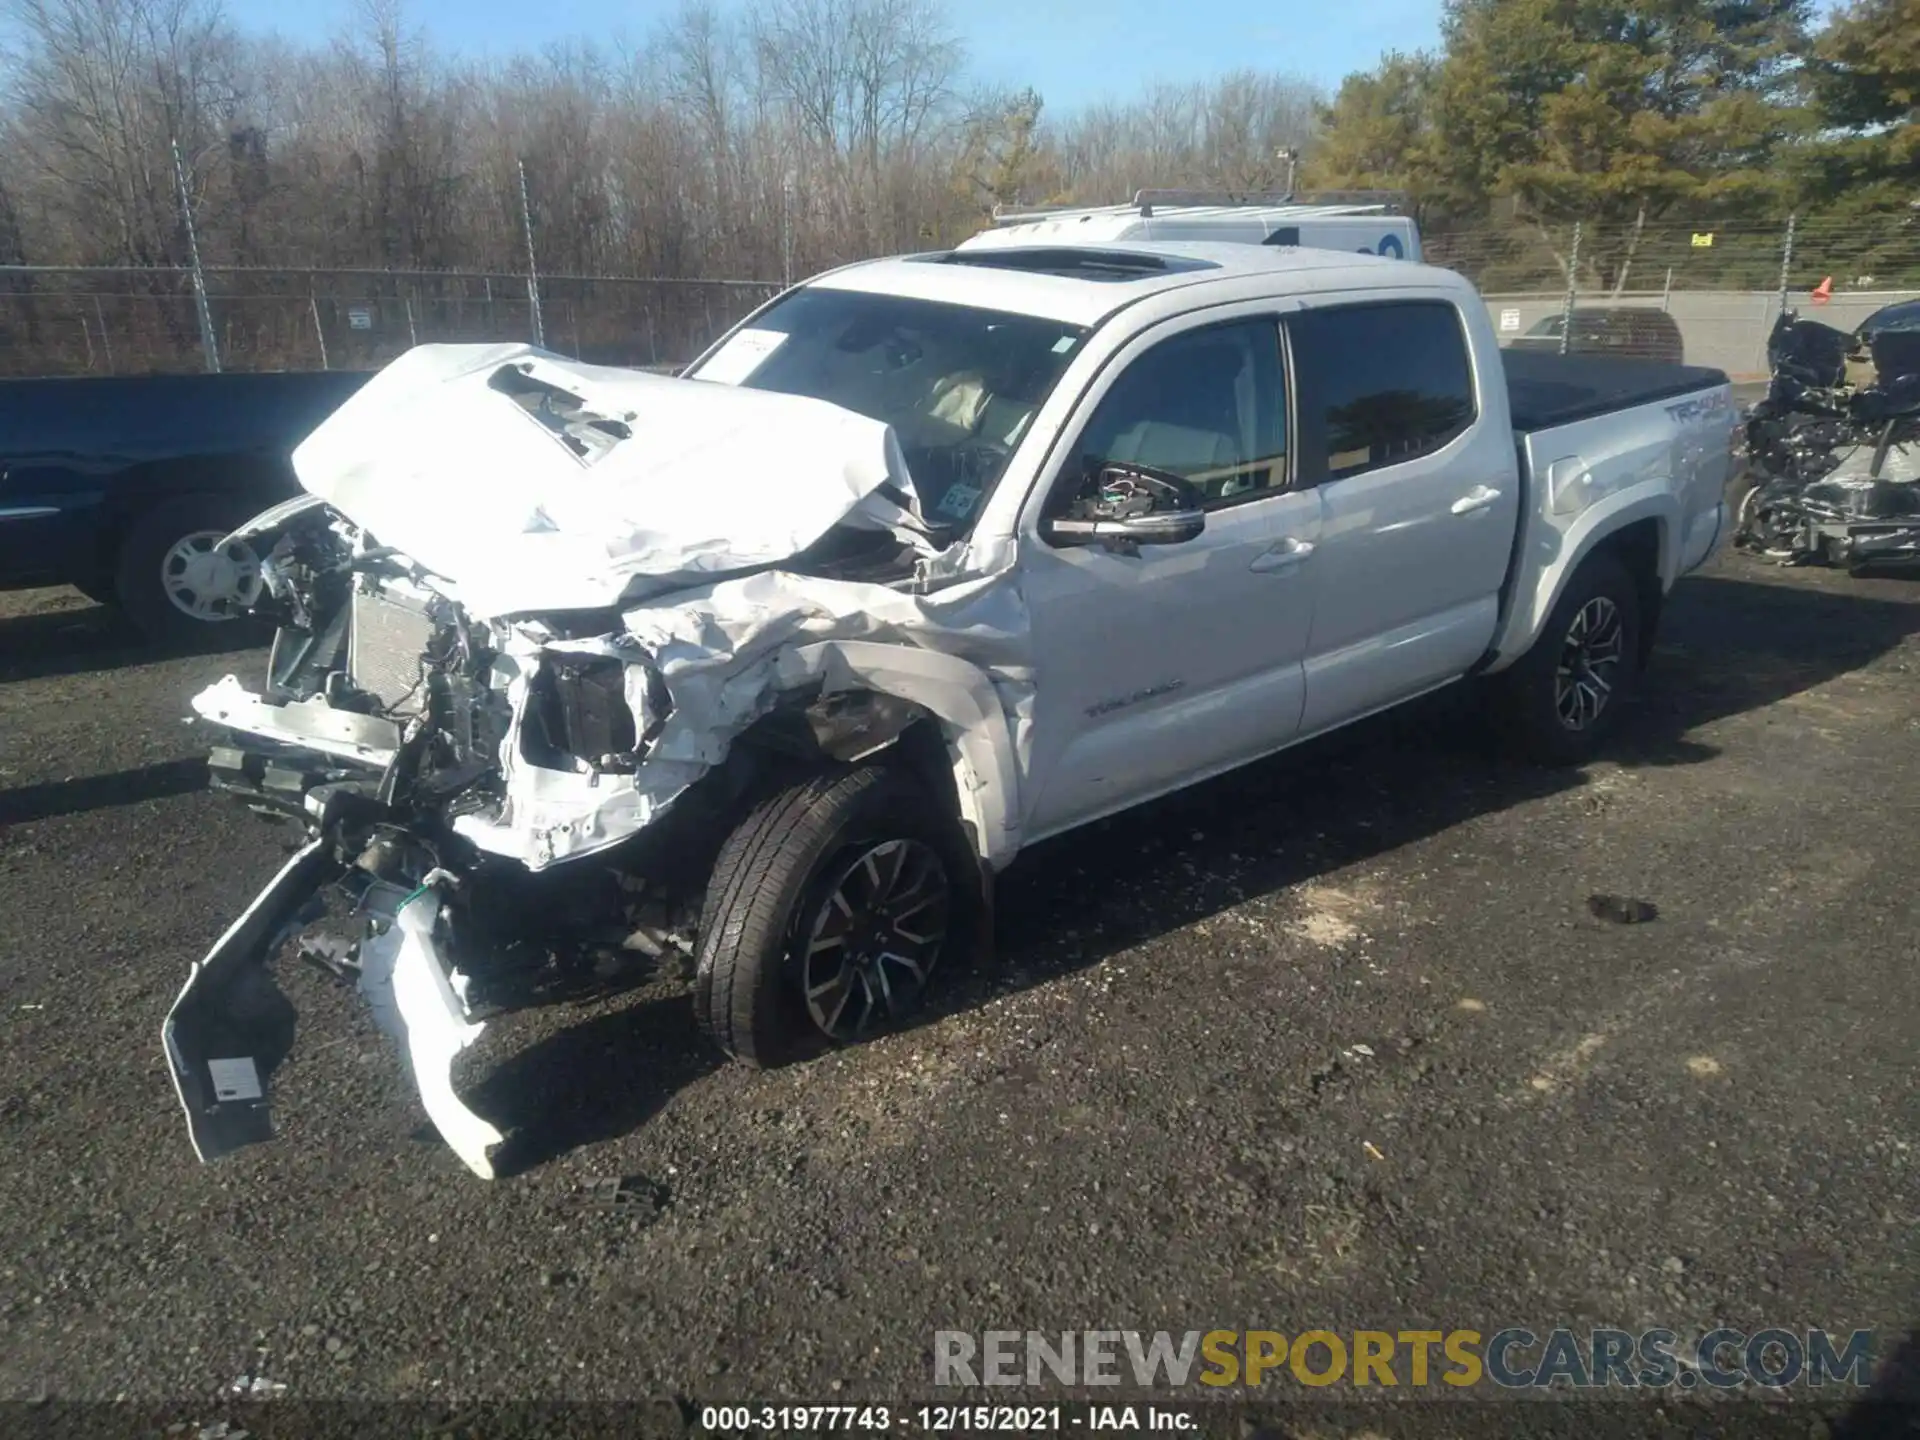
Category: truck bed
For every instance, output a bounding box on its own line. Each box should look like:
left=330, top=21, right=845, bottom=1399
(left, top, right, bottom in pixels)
left=1502, top=348, right=1728, bottom=433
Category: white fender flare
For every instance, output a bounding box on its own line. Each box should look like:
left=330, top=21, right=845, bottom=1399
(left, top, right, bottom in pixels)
left=1487, top=486, right=1680, bottom=672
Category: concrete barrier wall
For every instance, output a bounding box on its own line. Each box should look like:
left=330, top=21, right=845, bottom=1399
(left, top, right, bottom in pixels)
left=1480, top=289, right=1920, bottom=378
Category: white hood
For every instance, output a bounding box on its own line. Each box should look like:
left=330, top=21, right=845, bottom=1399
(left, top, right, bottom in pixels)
left=291, top=342, right=927, bottom=617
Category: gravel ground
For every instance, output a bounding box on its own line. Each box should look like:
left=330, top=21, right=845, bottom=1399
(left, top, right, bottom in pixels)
left=0, top=549, right=1916, bottom=1437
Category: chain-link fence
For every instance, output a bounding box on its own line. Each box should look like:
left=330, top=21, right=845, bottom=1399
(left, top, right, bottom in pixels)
left=1, top=211, right=1914, bottom=380
left=0, top=266, right=783, bottom=378
left=1428, top=213, right=1920, bottom=295
left=1469, top=287, right=1920, bottom=378
left=1432, top=212, right=1920, bottom=375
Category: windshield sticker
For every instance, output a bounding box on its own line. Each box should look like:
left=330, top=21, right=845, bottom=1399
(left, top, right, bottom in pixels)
left=937, top=482, right=983, bottom=519
left=1051, top=335, right=1077, bottom=353
left=695, top=328, right=788, bottom=385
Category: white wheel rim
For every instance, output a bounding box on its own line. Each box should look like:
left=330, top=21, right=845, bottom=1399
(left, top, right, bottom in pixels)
left=160, top=530, right=262, bottom=622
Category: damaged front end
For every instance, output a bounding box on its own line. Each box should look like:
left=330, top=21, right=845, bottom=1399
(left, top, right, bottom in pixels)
left=1739, top=397, right=1920, bottom=572
left=165, top=503, right=690, bottom=1180
left=1745, top=456, right=1920, bottom=569
left=164, top=341, right=1033, bottom=1179
left=1737, top=323, right=1920, bottom=572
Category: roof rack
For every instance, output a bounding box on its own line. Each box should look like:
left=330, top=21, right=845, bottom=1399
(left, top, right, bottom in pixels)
left=990, top=187, right=1407, bottom=225
left=1133, top=188, right=1297, bottom=213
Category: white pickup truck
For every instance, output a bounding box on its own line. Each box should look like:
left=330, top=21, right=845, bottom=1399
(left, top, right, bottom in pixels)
left=165, top=241, right=1737, bottom=1178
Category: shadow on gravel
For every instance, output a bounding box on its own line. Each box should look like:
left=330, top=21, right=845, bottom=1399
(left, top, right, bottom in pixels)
left=0, top=597, right=264, bottom=683
left=0, top=755, right=208, bottom=826
left=1627, top=566, right=1920, bottom=753
left=469, top=992, right=724, bottom=1179
left=1832, top=1325, right=1920, bottom=1437
left=978, top=567, right=1920, bottom=993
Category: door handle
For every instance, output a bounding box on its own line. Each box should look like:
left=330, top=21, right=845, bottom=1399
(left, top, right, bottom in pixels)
left=1451, top=485, right=1502, bottom=515
left=1249, top=537, right=1315, bottom=573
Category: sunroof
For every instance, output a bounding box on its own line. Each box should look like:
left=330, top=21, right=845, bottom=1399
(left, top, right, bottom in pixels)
left=925, top=248, right=1218, bottom=282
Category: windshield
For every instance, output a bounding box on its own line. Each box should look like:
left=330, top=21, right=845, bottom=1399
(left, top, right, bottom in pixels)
left=686, top=287, right=1087, bottom=534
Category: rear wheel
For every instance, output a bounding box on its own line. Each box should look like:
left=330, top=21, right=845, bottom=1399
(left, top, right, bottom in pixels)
left=113, top=494, right=266, bottom=644
left=693, top=763, right=976, bottom=1068
left=1491, top=549, right=1642, bottom=766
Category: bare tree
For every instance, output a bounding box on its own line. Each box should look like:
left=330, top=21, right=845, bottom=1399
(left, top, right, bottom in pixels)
left=0, top=0, right=1319, bottom=313
left=751, top=0, right=963, bottom=250
left=1051, top=72, right=1322, bottom=203
left=2, top=0, right=247, bottom=263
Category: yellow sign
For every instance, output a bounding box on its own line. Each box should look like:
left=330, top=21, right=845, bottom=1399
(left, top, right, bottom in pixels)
left=1691, top=232, right=1714, bottom=248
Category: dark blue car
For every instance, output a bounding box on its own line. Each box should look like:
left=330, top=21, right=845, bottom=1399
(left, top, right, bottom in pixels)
left=0, top=369, right=370, bottom=640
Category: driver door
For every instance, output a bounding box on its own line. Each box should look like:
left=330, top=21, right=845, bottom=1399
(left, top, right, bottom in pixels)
left=1018, top=313, right=1325, bottom=841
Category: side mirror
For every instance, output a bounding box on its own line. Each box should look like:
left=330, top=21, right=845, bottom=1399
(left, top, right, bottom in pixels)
left=1044, top=463, right=1206, bottom=554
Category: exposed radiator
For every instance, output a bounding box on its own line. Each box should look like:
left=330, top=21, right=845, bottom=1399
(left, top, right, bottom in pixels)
left=348, top=587, right=434, bottom=714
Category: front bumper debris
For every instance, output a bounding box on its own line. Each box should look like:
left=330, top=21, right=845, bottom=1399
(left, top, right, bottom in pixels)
left=163, top=837, right=342, bottom=1162
left=367, top=882, right=505, bottom=1179
left=191, top=673, right=400, bottom=769
left=164, top=843, right=509, bottom=1178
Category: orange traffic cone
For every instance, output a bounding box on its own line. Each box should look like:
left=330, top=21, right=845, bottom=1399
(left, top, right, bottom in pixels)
left=1811, top=276, right=1833, bottom=305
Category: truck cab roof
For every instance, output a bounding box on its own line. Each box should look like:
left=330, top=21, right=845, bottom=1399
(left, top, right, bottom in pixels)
left=808, top=242, right=1468, bottom=329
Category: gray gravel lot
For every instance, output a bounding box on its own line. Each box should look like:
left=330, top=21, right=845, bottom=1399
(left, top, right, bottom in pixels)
left=0, top=549, right=1916, bottom=1436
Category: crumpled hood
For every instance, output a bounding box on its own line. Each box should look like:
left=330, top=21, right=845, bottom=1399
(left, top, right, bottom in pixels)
left=291, top=342, right=925, bottom=617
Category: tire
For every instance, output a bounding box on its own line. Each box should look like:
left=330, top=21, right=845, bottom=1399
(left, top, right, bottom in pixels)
left=693, top=763, right=978, bottom=1069
left=1490, top=549, right=1642, bottom=767
left=113, top=493, right=267, bottom=644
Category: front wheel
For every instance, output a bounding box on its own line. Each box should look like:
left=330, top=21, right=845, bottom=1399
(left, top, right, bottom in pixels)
left=693, top=764, right=977, bottom=1068
left=1490, top=549, right=1642, bottom=766
left=113, top=493, right=266, bottom=644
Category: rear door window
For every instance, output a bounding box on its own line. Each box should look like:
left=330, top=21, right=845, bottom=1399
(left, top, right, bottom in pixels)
left=1287, top=301, right=1476, bottom=482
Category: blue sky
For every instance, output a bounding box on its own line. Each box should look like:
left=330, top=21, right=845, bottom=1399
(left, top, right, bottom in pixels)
left=226, top=0, right=1443, bottom=111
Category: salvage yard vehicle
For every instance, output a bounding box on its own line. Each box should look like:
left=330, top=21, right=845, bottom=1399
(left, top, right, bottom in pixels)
left=164, top=242, right=1737, bottom=1179
left=1737, top=307, right=1920, bottom=571
left=0, top=370, right=372, bottom=640
left=1506, top=307, right=1687, bottom=365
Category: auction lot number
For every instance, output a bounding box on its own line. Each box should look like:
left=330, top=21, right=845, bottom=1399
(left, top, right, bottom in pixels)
left=701, top=1406, right=894, bottom=1432
left=700, top=1405, right=1068, bottom=1431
